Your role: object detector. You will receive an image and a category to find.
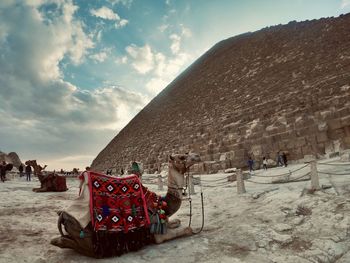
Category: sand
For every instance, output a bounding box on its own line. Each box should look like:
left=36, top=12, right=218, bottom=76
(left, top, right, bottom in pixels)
left=1, top=157, right=350, bottom=263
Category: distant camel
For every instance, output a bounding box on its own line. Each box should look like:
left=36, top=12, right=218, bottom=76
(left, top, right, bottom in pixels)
left=25, top=160, right=67, bottom=192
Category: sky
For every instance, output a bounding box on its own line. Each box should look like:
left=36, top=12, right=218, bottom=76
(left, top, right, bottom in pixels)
left=0, top=0, right=349, bottom=171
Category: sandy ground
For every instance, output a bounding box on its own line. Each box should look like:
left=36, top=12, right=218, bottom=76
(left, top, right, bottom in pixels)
left=1, top=158, right=350, bottom=263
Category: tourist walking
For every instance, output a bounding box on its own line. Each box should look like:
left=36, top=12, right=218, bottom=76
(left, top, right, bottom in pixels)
left=19, top=164, right=24, bottom=177
left=25, top=163, right=32, bottom=181
left=262, top=157, right=268, bottom=170
left=247, top=157, right=254, bottom=173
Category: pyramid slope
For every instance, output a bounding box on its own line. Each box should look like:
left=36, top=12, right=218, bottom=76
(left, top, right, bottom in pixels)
left=92, top=14, right=350, bottom=173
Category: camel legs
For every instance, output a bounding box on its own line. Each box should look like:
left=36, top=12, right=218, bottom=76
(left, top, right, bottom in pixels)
left=51, top=212, right=95, bottom=257
left=154, top=226, right=192, bottom=244
left=168, top=219, right=181, bottom=229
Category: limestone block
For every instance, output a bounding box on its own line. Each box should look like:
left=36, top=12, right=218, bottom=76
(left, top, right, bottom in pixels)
left=316, top=132, right=328, bottom=143
left=340, top=151, right=350, bottom=161
left=225, top=167, right=237, bottom=173
left=340, top=115, right=350, bottom=126
left=318, top=121, right=328, bottom=131
left=328, top=118, right=342, bottom=130
left=250, top=145, right=262, bottom=157
left=302, top=145, right=313, bottom=155
left=267, top=159, right=277, bottom=167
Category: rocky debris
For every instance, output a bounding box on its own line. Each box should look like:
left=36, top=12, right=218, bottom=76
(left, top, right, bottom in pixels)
left=92, top=14, right=350, bottom=175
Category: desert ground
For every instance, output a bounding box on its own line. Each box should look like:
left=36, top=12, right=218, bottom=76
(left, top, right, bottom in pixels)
left=1, top=157, right=350, bottom=263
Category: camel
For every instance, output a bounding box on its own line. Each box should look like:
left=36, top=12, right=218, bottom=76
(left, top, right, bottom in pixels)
left=25, top=160, right=67, bottom=192
left=50, top=152, right=201, bottom=258
left=0, top=163, right=13, bottom=182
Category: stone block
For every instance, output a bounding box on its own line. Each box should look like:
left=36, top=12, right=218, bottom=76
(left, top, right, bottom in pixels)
left=340, top=151, right=350, bottom=161
left=302, top=145, right=313, bottom=155
left=295, top=137, right=306, bottom=147
left=328, top=119, right=343, bottom=130
left=341, top=115, right=350, bottom=126
left=316, top=132, right=328, bottom=143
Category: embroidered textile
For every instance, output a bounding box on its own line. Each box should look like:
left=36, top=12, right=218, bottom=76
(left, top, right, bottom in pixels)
left=88, top=172, right=150, bottom=233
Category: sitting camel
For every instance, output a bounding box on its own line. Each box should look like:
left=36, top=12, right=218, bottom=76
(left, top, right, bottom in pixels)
left=25, top=160, right=67, bottom=192
left=51, top=152, right=201, bottom=258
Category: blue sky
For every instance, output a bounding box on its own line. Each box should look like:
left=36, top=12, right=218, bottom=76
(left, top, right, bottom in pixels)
left=0, top=0, right=349, bottom=170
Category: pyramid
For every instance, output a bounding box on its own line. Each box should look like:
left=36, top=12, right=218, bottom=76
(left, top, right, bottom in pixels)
left=92, top=14, right=350, bottom=174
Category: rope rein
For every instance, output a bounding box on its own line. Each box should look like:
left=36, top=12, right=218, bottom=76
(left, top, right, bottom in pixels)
left=186, top=169, right=205, bottom=235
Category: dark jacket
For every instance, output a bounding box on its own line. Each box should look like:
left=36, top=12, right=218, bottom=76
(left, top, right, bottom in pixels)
left=25, top=165, right=32, bottom=173
left=0, top=165, right=6, bottom=176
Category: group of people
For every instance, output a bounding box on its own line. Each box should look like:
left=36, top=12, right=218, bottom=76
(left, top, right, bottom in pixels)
left=18, top=164, right=32, bottom=181
left=247, top=151, right=288, bottom=172
left=0, top=162, right=32, bottom=182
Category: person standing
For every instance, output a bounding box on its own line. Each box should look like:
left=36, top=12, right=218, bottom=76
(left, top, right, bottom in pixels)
left=0, top=161, right=7, bottom=182
left=262, top=157, right=268, bottom=170
left=131, top=161, right=141, bottom=178
left=25, top=163, right=32, bottom=181
left=276, top=152, right=284, bottom=167
left=19, top=164, right=24, bottom=177
left=247, top=157, right=254, bottom=173
left=282, top=152, right=288, bottom=167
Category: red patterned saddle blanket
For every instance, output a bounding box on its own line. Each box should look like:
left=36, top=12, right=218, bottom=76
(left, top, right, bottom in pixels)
left=88, top=172, right=150, bottom=233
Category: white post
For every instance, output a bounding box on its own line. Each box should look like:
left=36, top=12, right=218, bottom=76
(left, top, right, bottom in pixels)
left=189, top=175, right=195, bottom=194
left=157, top=174, right=163, bottom=191
left=236, top=169, right=246, bottom=194
left=310, top=160, right=320, bottom=190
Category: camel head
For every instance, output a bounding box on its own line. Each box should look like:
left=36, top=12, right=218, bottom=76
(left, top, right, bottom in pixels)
left=168, top=152, right=201, bottom=191
left=25, top=160, right=37, bottom=167
left=169, top=152, right=201, bottom=174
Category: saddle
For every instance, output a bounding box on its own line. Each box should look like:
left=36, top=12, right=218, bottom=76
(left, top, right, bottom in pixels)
left=88, top=172, right=150, bottom=233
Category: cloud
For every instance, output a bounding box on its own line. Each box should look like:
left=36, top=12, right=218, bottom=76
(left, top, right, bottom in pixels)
left=90, top=6, right=120, bottom=20
left=116, top=19, right=128, bottom=28
left=115, top=55, right=128, bottom=64
left=170, top=34, right=181, bottom=54
left=90, top=6, right=128, bottom=28
left=125, top=44, right=155, bottom=74
left=0, top=0, right=147, bottom=169
left=108, top=0, right=133, bottom=8
left=145, top=51, right=192, bottom=94
left=89, top=48, right=111, bottom=63
left=341, top=0, right=350, bottom=8
left=180, top=24, right=192, bottom=38
left=158, top=24, right=169, bottom=32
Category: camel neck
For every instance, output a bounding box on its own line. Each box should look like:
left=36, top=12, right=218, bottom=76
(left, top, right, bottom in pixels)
left=164, top=166, right=184, bottom=217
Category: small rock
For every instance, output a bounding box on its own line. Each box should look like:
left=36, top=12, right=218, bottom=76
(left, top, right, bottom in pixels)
left=334, top=214, right=344, bottom=221
left=269, top=230, right=293, bottom=245
left=292, top=216, right=305, bottom=226
left=274, top=223, right=293, bottom=232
